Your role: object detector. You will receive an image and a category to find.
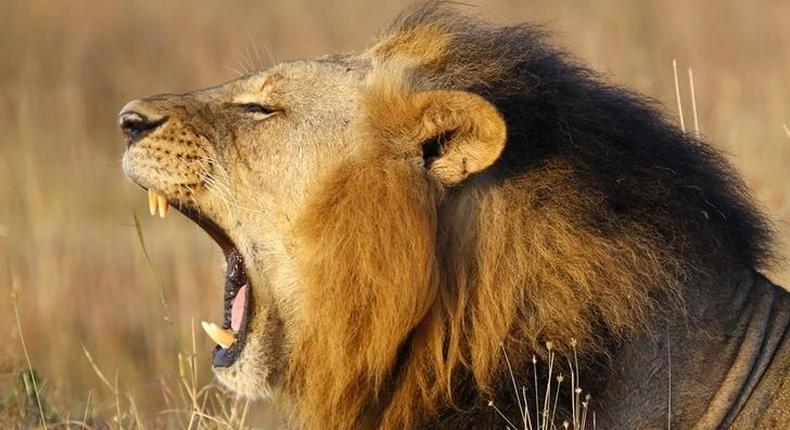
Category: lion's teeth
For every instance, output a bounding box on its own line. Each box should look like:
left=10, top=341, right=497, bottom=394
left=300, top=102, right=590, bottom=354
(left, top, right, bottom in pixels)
left=201, top=321, right=235, bottom=349
left=148, top=190, right=157, bottom=216
left=157, top=194, right=169, bottom=218
left=147, top=190, right=169, bottom=218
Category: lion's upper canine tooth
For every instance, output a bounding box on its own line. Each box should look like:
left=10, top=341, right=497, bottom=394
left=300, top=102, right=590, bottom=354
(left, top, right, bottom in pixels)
left=201, top=321, right=236, bottom=349
left=148, top=190, right=157, bottom=216
left=157, top=194, right=169, bottom=218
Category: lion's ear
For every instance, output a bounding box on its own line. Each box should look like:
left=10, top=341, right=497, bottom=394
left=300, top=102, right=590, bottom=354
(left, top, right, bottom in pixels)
left=411, top=90, right=506, bottom=186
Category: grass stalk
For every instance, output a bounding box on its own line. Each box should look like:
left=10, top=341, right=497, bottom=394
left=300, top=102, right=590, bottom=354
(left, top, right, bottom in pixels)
left=501, top=344, right=526, bottom=425
left=688, top=68, right=700, bottom=137
left=672, top=59, right=686, bottom=132
left=10, top=272, right=49, bottom=429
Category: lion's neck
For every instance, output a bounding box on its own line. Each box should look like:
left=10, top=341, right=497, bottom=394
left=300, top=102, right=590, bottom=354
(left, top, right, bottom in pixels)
left=593, top=269, right=789, bottom=429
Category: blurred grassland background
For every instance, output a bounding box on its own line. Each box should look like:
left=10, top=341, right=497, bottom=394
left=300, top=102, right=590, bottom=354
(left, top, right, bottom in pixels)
left=0, top=0, right=788, bottom=427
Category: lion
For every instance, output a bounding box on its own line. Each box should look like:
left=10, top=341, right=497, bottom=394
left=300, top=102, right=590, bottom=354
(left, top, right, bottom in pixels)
left=118, top=3, right=789, bottom=429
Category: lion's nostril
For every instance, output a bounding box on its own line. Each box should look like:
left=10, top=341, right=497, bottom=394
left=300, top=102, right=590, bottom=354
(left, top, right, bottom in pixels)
left=119, top=111, right=167, bottom=145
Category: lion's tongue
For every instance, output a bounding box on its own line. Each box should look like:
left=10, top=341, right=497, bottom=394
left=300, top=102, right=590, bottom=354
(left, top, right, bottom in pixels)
left=231, top=284, right=248, bottom=333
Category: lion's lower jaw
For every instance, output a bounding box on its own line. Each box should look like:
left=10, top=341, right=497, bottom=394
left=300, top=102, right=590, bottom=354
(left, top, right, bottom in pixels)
left=212, top=338, right=281, bottom=399
left=212, top=310, right=287, bottom=399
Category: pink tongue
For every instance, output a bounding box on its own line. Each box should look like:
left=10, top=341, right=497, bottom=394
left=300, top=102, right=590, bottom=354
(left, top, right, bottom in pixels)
left=230, top=285, right=248, bottom=333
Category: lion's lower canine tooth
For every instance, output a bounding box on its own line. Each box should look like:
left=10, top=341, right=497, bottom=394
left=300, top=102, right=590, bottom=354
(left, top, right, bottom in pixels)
left=157, top=194, right=169, bottom=218
left=201, top=321, right=235, bottom=349
left=148, top=190, right=157, bottom=216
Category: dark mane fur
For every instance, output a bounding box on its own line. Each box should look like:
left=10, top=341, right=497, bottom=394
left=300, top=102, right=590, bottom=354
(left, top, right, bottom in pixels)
left=389, top=2, right=773, bottom=272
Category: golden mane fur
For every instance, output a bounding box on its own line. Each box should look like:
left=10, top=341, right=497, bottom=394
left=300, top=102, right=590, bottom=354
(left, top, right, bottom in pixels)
left=284, top=3, right=773, bottom=429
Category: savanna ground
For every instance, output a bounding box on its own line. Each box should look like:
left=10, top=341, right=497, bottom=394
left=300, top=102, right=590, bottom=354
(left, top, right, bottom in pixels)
left=0, top=0, right=788, bottom=428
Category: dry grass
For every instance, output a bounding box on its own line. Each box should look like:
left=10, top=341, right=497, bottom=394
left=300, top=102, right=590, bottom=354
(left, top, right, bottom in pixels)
left=0, top=0, right=788, bottom=427
left=489, top=341, right=595, bottom=430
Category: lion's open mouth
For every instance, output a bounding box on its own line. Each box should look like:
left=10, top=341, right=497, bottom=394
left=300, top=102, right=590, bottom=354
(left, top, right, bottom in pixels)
left=146, top=189, right=252, bottom=368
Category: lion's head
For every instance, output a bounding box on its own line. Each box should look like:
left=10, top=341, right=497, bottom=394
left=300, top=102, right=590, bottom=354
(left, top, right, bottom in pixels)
left=120, top=3, right=773, bottom=429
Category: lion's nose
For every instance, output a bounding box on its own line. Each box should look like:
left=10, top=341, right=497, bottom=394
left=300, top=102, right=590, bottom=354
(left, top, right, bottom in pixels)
left=118, top=100, right=168, bottom=145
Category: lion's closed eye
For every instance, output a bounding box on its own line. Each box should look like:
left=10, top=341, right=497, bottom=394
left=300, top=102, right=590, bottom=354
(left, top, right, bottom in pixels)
left=236, top=102, right=280, bottom=119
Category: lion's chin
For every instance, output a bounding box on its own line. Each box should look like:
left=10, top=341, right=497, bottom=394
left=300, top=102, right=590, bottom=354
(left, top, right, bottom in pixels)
left=212, top=341, right=276, bottom=399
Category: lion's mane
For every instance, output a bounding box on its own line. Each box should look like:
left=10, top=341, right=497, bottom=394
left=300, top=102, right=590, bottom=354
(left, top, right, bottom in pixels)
left=285, top=3, right=773, bottom=429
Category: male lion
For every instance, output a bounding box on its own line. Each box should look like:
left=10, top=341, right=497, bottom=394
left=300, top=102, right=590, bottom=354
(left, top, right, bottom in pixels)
left=119, top=3, right=788, bottom=429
